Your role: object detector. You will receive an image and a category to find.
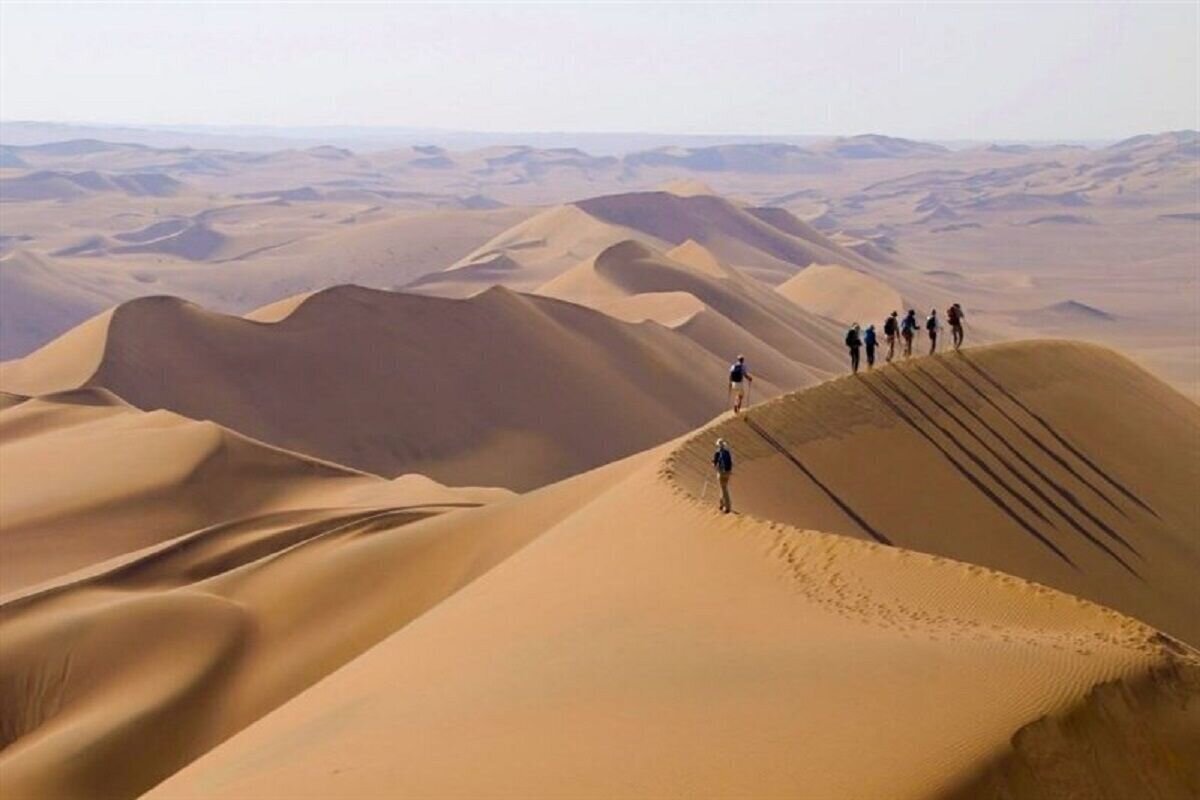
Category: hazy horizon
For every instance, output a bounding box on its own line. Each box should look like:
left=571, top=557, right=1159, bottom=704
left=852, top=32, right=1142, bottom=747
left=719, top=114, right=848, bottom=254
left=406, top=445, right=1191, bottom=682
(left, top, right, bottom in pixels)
left=2, top=3, right=1195, bottom=141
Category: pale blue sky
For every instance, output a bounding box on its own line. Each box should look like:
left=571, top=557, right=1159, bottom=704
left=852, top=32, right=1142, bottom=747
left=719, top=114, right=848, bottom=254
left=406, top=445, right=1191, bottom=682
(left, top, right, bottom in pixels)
left=1, top=2, right=1195, bottom=140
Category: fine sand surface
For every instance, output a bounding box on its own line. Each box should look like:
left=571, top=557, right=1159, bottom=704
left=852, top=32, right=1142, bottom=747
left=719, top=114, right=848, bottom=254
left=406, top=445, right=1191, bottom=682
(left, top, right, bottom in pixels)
left=0, top=388, right=512, bottom=595
left=671, top=341, right=1200, bottom=646
left=776, top=262, right=906, bottom=324
left=130, top=342, right=1195, bottom=800
left=410, top=190, right=880, bottom=298
left=538, top=238, right=846, bottom=385
left=0, top=286, right=742, bottom=490
left=3, top=342, right=1194, bottom=799
left=3, top=132, right=1195, bottom=394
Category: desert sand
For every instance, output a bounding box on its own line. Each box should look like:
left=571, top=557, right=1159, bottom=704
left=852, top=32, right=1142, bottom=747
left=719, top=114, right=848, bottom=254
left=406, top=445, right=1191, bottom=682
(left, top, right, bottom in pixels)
left=3, top=132, right=1196, bottom=392
left=0, top=129, right=1197, bottom=799
left=0, top=286, right=744, bottom=490
left=1, top=343, right=1195, bottom=800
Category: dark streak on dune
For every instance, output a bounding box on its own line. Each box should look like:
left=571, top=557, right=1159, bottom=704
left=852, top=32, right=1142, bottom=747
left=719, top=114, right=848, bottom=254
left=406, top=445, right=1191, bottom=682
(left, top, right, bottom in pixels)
left=861, top=375, right=1077, bottom=568
left=891, top=368, right=1139, bottom=576
left=955, top=353, right=1159, bottom=518
left=743, top=415, right=893, bottom=546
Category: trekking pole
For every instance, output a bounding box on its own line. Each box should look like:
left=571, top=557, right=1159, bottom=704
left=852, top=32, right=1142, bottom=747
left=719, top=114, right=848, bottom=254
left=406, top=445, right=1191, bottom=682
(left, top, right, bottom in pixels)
left=701, top=477, right=710, bottom=502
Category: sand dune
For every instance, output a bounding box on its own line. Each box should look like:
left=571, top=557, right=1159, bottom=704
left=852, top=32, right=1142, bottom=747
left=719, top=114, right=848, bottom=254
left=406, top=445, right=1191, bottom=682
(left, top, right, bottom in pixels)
left=3, top=133, right=1193, bottom=395
left=777, top=262, right=906, bottom=324
left=0, top=387, right=508, bottom=594
left=413, top=190, right=881, bottom=298
left=0, top=448, right=635, bottom=799
left=409, top=203, right=654, bottom=296
left=115, top=341, right=1199, bottom=800
left=0, top=170, right=183, bottom=202
left=0, top=201, right=531, bottom=359
left=539, top=239, right=847, bottom=382
left=671, top=342, right=1200, bottom=645
left=0, top=286, right=734, bottom=490
left=574, top=191, right=879, bottom=281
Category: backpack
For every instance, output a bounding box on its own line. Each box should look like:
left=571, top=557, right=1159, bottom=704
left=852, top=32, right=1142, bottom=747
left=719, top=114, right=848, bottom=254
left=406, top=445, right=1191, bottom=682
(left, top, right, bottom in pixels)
left=845, top=329, right=860, bottom=348
left=926, top=316, right=937, bottom=332
left=901, top=315, right=915, bottom=334
left=948, top=305, right=961, bottom=325
left=730, top=362, right=744, bottom=382
left=713, top=448, right=733, bottom=473
left=884, top=317, right=897, bottom=336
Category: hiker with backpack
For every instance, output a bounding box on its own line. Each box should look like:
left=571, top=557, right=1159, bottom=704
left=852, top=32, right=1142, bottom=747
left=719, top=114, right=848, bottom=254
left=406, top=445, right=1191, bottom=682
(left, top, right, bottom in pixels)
left=845, top=323, right=863, bottom=374
left=883, top=311, right=899, bottom=362
left=900, top=309, right=919, bottom=358
left=926, top=308, right=941, bottom=355
left=712, top=438, right=734, bottom=513
left=947, top=303, right=965, bottom=350
left=863, top=324, right=878, bottom=369
left=729, top=355, right=753, bottom=414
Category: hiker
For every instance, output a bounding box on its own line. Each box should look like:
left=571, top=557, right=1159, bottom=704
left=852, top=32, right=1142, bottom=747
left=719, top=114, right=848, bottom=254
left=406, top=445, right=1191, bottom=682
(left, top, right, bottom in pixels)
left=712, top=438, right=734, bottom=513
left=883, top=310, right=899, bottom=362
left=729, top=355, right=753, bottom=414
left=947, top=302, right=965, bottom=350
left=845, top=323, right=862, bottom=373
left=863, top=324, right=878, bottom=369
left=926, top=308, right=940, bottom=355
left=900, top=309, right=919, bottom=358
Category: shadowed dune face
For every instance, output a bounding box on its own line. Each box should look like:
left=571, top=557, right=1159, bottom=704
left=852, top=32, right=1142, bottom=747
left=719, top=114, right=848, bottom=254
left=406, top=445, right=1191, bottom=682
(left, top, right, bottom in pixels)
left=135, top=343, right=1197, bottom=800
left=574, top=191, right=876, bottom=282
left=776, top=263, right=906, bottom=325
left=0, top=455, right=637, bottom=800
left=539, top=239, right=847, bottom=378
left=0, top=287, right=735, bottom=490
left=671, top=342, right=1200, bottom=646
left=0, top=388, right=516, bottom=594
left=1, top=341, right=1196, bottom=800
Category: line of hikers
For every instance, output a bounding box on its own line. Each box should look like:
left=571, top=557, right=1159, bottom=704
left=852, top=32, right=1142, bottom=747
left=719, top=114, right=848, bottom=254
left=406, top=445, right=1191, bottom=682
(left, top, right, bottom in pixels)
left=712, top=302, right=966, bottom=512
left=845, top=303, right=965, bottom=374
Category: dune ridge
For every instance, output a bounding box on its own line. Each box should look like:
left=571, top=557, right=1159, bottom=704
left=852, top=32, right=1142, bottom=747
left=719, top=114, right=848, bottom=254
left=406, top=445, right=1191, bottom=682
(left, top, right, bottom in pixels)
left=538, top=239, right=846, bottom=383
left=0, top=342, right=1188, bottom=799
left=138, top=342, right=1198, bottom=800
left=0, top=285, right=738, bottom=490
left=669, top=341, right=1200, bottom=645
left=0, top=386, right=512, bottom=594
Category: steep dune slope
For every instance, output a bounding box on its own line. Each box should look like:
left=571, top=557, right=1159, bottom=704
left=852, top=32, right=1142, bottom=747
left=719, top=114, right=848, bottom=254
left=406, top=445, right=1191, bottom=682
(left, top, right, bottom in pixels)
left=0, top=455, right=637, bottom=800
left=413, top=191, right=880, bottom=297
left=574, top=192, right=879, bottom=283
left=672, top=342, right=1200, bottom=645
left=539, top=239, right=846, bottom=381
left=0, top=286, right=732, bottom=490
left=0, top=388, right=506, bottom=594
left=2, top=342, right=1196, bottom=800
left=143, top=343, right=1198, bottom=800
left=777, top=262, right=906, bottom=324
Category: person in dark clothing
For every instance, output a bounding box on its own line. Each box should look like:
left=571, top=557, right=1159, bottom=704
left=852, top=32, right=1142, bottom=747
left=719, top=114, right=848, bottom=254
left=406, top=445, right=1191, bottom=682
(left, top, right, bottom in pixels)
left=947, top=303, right=965, bottom=350
left=845, top=323, right=862, bottom=373
left=883, top=311, right=899, bottom=362
left=728, top=355, right=754, bottom=415
left=926, top=308, right=940, bottom=355
left=900, top=309, right=919, bottom=358
left=712, top=438, right=734, bottom=513
left=863, top=324, right=878, bottom=369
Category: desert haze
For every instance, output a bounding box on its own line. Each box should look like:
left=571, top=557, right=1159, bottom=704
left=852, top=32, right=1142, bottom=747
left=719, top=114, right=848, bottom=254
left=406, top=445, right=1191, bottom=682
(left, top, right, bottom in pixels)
left=0, top=124, right=1197, bottom=799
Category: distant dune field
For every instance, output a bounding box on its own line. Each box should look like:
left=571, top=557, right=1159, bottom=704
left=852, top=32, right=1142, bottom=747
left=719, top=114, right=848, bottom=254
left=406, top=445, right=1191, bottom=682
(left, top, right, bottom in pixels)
left=0, top=129, right=1196, bottom=799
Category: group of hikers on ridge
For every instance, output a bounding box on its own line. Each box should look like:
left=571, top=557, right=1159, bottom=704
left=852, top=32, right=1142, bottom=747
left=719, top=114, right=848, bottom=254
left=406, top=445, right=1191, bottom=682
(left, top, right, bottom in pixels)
left=845, top=303, right=965, bottom=374
left=711, top=303, right=966, bottom=513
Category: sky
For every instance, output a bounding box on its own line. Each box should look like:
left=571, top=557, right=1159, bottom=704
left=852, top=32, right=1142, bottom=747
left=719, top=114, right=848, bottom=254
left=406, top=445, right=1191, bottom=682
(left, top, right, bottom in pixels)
left=1, top=2, right=1196, bottom=141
